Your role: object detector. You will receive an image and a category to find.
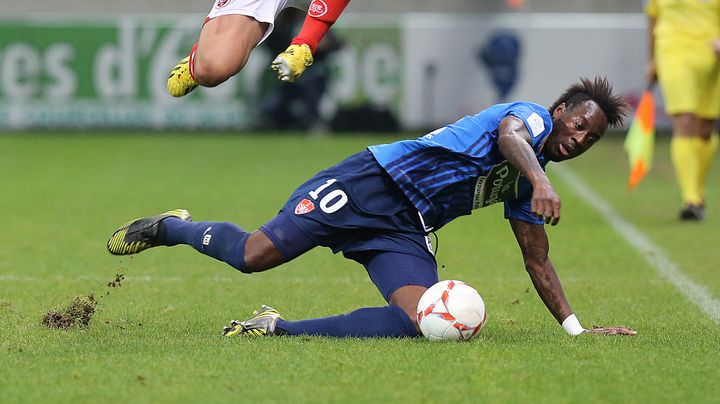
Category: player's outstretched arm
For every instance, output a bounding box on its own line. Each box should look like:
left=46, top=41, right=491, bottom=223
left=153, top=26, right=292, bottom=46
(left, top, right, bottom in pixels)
left=498, top=116, right=561, bottom=225
left=509, top=219, right=637, bottom=336
left=509, top=219, right=573, bottom=324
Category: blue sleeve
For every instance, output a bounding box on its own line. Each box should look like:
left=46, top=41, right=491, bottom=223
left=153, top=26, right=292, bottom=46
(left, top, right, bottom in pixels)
left=505, top=103, right=552, bottom=150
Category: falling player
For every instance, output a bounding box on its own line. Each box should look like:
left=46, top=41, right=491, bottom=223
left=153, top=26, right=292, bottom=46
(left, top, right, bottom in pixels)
left=109, top=77, right=636, bottom=338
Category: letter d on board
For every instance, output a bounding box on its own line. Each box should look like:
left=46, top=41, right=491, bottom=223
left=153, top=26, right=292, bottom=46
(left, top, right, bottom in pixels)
left=94, top=18, right=137, bottom=97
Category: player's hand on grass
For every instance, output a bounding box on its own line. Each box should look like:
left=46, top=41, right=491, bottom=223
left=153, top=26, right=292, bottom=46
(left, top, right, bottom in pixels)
left=585, top=325, right=637, bottom=336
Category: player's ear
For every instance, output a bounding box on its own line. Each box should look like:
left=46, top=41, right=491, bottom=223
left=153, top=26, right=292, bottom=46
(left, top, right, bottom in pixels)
left=552, top=103, right=566, bottom=119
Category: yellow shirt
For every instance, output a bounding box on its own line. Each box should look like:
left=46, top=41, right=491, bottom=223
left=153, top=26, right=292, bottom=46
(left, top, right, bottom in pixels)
left=646, top=0, right=720, bottom=45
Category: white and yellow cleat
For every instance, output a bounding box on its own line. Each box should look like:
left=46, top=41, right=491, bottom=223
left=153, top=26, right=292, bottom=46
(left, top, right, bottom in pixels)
left=222, top=305, right=286, bottom=337
left=167, top=56, right=199, bottom=97
left=107, top=209, right=192, bottom=255
left=271, top=44, right=314, bottom=83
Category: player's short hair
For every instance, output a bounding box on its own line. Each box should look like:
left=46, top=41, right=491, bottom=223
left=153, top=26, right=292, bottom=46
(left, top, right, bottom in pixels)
left=549, top=76, right=629, bottom=128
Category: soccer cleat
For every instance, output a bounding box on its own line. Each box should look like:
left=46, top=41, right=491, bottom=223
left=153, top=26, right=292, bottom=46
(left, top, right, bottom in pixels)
left=679, top=204, right=705, bottom=221
left=107, top=209, right=192, bottom=255
left=167, top=56, right=199, bottom=97
left=271, top=44, right=314, bottom=83
left=222, top=305, right=286, bottom=337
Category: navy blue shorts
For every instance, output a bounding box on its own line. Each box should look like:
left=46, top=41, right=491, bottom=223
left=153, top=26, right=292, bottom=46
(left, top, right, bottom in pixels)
left=259, top=150, right=438, bottom=300
left=350, top=250, right=438, bottom=301
left=278, top=150, right=435, bottom=262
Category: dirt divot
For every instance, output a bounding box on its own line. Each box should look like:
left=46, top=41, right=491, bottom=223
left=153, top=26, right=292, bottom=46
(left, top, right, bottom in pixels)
left=42, top=259, right=131, bottom=329
left=42, top=294, right=97, bottom=329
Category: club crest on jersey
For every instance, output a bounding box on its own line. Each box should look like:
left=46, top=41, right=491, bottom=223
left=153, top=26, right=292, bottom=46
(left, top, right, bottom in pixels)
left=215, top=0, right=234, bottom=8
left=308, top=0, right=328, bottom=17
left=295, top=198, right=315, bottom=215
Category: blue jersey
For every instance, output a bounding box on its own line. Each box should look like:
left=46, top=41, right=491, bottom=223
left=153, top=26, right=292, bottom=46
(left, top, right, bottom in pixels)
left=368, top=102, right=553, bottom=229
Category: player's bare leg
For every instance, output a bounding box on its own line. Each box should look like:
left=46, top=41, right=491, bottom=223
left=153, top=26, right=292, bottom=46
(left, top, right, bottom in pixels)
left=389, top=285, right=427, bottom=332
left=242, top=231, right=286, bottom=272
left=194, top=15, right=268, bottom=87
left=167, top=15, right=268, bottom=97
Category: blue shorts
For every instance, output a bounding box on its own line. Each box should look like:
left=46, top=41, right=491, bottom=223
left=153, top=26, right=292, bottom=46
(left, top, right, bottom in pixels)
left=259, top=150, right=438, bottom=300
left=261, top=214, right=438, bottom=301
left=278, top=150, right=435, bottom=262
left=350, top=250, right=438, bottom=301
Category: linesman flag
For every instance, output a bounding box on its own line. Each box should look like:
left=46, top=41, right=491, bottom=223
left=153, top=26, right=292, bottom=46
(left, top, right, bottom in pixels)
left=623, top=85, right=655, bottom=190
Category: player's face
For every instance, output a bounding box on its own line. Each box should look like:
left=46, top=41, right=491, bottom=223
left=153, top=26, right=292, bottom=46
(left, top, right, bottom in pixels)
left=545, top=100, right=609, bottom=162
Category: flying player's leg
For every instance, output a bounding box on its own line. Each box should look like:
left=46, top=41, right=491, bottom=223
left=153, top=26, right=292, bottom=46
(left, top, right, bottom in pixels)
left=167, top=0, right=284, bottom=97
left=193, top=15, right=268, bottom=88
left=225, top=251, right=437, bottom=337
left=271, top=0, right=350, bottom=82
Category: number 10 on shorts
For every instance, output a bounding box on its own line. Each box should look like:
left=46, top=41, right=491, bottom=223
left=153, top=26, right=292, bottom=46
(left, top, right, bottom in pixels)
left=308, top=179, right=348, bottom=214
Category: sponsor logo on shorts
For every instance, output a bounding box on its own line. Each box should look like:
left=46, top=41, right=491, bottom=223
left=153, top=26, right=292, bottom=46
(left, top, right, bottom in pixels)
left=295, top=199, right=315, bottom=215
left=425, top=236, right=434, bottom=255
left=308, top=0, right=328, bottom=17
left=215, top=0, right=234, bottom=8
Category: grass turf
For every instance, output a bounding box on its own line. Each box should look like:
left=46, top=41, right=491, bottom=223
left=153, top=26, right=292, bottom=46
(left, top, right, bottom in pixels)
left=0, top=132, right=718, bottom=402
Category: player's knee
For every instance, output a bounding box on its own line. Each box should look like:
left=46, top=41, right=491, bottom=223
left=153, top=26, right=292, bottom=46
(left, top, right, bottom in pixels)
left=192, top=60, right=232, bottom=87
left=672, top=113, right=697, bottom=136
left=241, top=248, right=266, bottom=273
left=241, top=231, right=285, bottom=273
left=192, top=55, right=246, bottom=87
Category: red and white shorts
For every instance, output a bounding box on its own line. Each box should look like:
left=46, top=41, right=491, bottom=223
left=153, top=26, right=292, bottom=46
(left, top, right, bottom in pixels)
left=206, top=0, right=310, bottom=44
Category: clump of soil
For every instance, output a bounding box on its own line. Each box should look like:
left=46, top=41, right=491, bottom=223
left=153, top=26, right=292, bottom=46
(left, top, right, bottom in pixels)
left=42, top=259, right=131, bottom=330
left=107, top=272, right=124, bottom=288
left=42, top=294, right=97, bottom=329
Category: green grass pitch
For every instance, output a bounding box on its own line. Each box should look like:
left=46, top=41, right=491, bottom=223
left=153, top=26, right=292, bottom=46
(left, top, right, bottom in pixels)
left=0, top=132, right=718, bottom=402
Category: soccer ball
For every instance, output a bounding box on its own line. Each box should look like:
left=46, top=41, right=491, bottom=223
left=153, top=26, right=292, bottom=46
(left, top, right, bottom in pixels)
left=416, top=280, right=487, bottom=341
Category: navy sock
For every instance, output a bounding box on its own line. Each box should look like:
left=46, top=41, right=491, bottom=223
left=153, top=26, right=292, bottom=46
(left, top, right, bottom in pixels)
left=163, top=218, right=250, bottom=272
left=275, top=305, right=418, bottom=338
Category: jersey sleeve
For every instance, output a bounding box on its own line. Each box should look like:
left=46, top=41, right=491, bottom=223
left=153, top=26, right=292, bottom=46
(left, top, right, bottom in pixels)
left=504, top=103, right=553, bottom=150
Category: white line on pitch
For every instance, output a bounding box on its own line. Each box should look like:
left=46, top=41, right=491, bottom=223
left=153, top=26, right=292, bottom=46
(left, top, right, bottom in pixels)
left=553, top=165, right=720, bottom=325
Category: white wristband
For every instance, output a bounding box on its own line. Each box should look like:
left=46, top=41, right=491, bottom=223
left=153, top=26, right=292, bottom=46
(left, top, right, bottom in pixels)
left=561, top=314, right=586, bottom=336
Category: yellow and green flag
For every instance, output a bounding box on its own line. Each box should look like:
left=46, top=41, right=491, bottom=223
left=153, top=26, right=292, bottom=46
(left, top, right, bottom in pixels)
left=624, top=86, right=655, bottom=190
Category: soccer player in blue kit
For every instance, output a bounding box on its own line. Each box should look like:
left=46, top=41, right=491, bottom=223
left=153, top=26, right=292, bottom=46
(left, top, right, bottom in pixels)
left=108, top=76, right=637, bottom=337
